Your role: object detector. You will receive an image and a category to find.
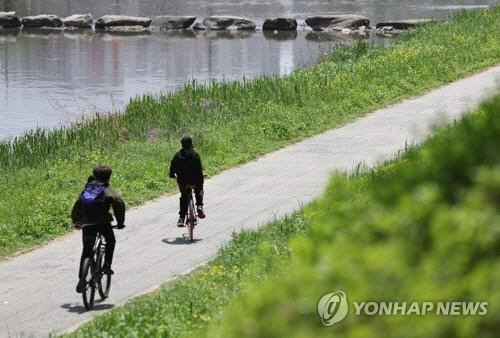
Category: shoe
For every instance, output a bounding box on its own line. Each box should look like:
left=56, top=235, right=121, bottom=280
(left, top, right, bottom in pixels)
left=102, top=263, right=114, bottom=275
left=197, top=206, right=206, bottom=219
left=177, top=216, right=186, bottom=227
left=76, top=279, right=86, bottom=293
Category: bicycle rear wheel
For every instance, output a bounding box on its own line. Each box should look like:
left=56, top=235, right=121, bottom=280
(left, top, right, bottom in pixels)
left=187, top=195, right=196, bottom=242
left=81, top=258, right=95, bottom=310
left=97, top=250, right=112, bottom=299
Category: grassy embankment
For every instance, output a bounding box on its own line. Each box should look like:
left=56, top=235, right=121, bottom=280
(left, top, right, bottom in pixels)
left=70, top=89, right=500, bottom=337
left=198, top=95, right=500, bottom=338
left=2, top=7, right=500, bottom=258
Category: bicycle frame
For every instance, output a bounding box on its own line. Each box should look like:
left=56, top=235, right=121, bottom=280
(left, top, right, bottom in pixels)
left=93, top=234, right=105, bottom=259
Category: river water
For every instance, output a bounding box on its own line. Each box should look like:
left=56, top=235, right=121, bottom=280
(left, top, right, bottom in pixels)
left=0, top=0, right=496, bottom=139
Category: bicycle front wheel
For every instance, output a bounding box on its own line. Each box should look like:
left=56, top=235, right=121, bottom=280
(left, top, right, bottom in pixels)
left=188, top=219, right=194, bottom=242
left=187, top=196, right=196, bottom=242
left=97, top=251, right=112, bottom=299
left=81, top=258, right=95, bottom=310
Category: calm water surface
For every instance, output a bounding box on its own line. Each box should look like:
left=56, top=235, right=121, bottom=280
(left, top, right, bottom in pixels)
left=0, top=0, right=497, bottom=139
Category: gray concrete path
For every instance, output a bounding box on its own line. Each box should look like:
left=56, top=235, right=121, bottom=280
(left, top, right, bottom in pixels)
left=1, top=66, right=500, bottom=337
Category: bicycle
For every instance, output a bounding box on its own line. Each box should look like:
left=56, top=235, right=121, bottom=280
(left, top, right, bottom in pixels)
left=184, top=185, right=198, bottom=242
left=80, top=225, right=124, bottom=310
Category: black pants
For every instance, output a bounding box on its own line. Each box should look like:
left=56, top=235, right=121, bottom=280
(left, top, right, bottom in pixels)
left=79, top=224, right=116, bottom=279
left=179, top=183, right=203, bottom=218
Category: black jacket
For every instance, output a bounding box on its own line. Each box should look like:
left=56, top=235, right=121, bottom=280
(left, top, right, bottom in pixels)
left=169, top=148, right=204, bottom=186
left=71, top=182, right=126, bottom=226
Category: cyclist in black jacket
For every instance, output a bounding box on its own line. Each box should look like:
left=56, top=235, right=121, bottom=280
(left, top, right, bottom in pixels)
left=169, top=136, right=205, bottom=227
left=72, top=166, right=125, bottom=293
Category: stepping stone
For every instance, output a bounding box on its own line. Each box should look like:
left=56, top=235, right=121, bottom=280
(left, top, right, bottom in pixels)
left=262, top=18, right=297, bottom=31
left=202, top=16, right=256, bottom=30
left=152, top=16, right=196, bottom=29
left=62, top=14, right=93, bottom=29
left=22, top=14, right=63, bottom=28
left=305, top=15, right=370, bottom=31
left=376, top=19, right=432, bottom=30
left=95, top=15, right=152, bottom=29
left=0, top=11, right=21, bottom=28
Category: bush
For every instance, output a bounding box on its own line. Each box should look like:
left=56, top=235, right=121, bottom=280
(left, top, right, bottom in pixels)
left=203, top=94, right=500, bottom=337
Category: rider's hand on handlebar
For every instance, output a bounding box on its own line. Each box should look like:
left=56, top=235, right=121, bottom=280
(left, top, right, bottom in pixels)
left=74, top=223, right=82, bottom=230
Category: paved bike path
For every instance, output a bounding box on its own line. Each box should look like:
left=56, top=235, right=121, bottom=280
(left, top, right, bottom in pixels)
left=1, top=66, right=500, bottom=337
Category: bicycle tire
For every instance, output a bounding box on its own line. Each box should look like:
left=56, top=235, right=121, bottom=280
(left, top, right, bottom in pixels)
left=187, top=194, right=195, bottom=242
left=188, top=219, right=194, bottom=242
left=97, top=250, right=112, bottom=299
left=81, top=258, right=95, bottom=310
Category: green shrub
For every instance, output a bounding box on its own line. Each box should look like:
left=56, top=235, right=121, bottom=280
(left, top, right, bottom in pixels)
left=202, top=94, right=500, bottom=337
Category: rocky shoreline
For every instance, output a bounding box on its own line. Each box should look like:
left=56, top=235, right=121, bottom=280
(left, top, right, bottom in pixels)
left=0, top=12, right=433, bottom=38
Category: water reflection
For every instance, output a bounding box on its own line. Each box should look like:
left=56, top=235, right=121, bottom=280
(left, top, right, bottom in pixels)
left=20, top=28, right=63, bottom=37
left=200, top=30, right=255, bottom=40
left=263, top=30, right=298, bottom=41
left=159, top=30, right=197, bottom=39
left=0, top=0, right=497, bottom=138
left=0, top=28, right=18, bottom=43
left=306, top=31, right=365, bottom=43
left=95, top=30, right=152, bottom=37
left=0, top=30, right=346, bottom=138
left=0, top=0, right=495, bottom=22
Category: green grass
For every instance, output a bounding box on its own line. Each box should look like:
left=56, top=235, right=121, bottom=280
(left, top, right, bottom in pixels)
left=68, top=81, right=500, bottom=338
left=3, top=7, right=500, bottom=257
left=197, top=94, right=500, bottom=337
left=67, top=214, right=309, bottom=337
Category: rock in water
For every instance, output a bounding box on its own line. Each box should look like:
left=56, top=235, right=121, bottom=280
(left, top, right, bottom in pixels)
left=262, top=18, right=297, bottom=31
left=63, top=14, right=93, bottom=29
left=192, top=21, right=207, bottom=30
left=22, top=15, right=63, bottom=28
left=376, top=19, right=432, bottom=30
left=202, top=16, right=256, bottom=30
left=305, top=15, right=370, bottom=31
left=95, top=15, right=152, bottom=29
left=0, top=11, right=21, bottom=28
left=151, top=16, right=196, bottom=29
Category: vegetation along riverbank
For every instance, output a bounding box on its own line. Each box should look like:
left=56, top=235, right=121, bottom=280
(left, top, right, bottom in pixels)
left=1, top=6, right=500, bottom=258
left=68, top=81, right=500, bottom=338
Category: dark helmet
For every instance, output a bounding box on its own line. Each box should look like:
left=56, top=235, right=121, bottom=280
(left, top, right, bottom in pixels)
left=93, top=165, right=112, bottom=183
left=181, top=136, right=193, bottom=149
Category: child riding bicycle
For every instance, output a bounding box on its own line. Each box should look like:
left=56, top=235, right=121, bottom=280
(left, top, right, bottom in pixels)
left=169, top=136, right=206, bottom=227
left=71, top=165, right=126, bottom=293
